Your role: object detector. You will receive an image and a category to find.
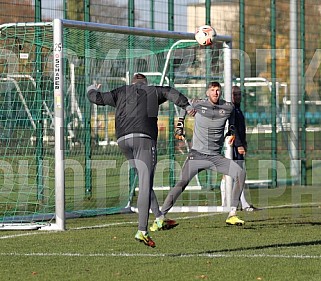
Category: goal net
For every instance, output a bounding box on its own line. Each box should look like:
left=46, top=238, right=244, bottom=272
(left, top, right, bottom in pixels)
left=0, top=19, right=232, bottom=230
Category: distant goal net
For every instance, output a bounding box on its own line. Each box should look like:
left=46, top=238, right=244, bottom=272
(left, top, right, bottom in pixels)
left=0, top=19, right=232, bottom=230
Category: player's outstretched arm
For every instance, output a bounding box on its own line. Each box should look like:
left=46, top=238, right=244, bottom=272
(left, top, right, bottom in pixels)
left=87, top=84, right=104, bottom=105
left=87, top=84, right=116, bottom=107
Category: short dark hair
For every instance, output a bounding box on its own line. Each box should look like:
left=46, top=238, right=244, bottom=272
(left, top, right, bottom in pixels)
left=208, top=81, right=221, bottom=88
left=232, top=85, right=241, bottom=94
left=131, top=73, right=147, bottom=84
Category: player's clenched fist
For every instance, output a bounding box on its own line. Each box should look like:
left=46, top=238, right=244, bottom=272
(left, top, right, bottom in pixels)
left=174, top=118, right=185, bottom=140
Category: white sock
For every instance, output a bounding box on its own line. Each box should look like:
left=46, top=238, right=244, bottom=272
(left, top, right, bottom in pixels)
left=141, top=231, right=147, bottom=235
left=220, top=179, right=226, bottom=207
left=228, top=207, right=237, bottom=217
left=156, top=215, right=164, bottom=221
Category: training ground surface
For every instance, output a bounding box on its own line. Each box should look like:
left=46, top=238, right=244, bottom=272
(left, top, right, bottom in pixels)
left=0, top=185, right=321, bottom=281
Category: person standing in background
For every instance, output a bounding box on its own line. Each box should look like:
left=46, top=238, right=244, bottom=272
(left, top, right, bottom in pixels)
left=220, top=85, right=261, bottom=211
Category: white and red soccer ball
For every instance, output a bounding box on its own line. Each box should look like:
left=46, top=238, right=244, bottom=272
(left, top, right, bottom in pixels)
left=195, top=25, right=216, bottom=46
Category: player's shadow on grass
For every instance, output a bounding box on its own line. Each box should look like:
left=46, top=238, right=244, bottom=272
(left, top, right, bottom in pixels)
left=190, top=239, right=321, bottom=256
left=242, top=220, right=321, bottom=230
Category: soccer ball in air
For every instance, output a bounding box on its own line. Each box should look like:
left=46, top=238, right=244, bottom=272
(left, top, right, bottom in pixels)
left=195, top=25, right=216, bottom=46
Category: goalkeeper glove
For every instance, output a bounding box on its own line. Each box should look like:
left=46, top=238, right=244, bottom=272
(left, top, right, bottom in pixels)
left=174, top=118, right=185, bottom=140
left=224, top=125, right=235, bottom=137
left=228, top=135, right=235, bottom=145
left=225, top=125, right=235, bottom=145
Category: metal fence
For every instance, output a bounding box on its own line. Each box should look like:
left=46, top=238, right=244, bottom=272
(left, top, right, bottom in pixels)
left=0, top=0, right=320, bottom=187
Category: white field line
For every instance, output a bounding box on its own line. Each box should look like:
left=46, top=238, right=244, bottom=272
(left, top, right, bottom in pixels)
left=264, top=202, right=321, bottom=209
left=0, top=252, right=320, bottom=260
left=71, top=221, right=137, bottom=230
left=0, top=232, right=46, bottom=239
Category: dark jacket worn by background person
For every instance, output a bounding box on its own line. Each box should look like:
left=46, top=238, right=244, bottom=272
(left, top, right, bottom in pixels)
left=87, top=82, right=191, bottom=141
left=233, top=103, right=247, bottom=160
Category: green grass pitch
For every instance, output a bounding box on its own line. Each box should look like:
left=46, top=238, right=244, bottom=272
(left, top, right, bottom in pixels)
left=0, top=185, right=320, bottom=281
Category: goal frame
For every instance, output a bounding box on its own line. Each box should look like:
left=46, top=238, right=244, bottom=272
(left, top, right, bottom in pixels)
left=54, top=19, right=233, bottom=224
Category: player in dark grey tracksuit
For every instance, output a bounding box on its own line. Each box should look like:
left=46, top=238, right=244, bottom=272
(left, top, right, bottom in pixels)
left=161, top=81, right=246, bottom=225
left=87, top=73, right=193, bottom=247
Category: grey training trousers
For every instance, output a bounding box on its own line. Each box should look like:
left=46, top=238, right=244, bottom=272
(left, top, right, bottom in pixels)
left=161, top=149, right=246, bottom=215
left=118, top=136, right=162, bottom=231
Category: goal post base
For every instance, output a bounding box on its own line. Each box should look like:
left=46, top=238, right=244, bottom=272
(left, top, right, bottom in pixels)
left=39, top=223, right=65, bottom=231
left=0, top=223, right=44, bottom=231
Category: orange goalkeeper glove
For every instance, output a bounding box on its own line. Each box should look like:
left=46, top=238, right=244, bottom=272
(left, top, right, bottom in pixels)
left=225, top=125, right=235, bottom=145
left=228, top=135, right=235, bottom=145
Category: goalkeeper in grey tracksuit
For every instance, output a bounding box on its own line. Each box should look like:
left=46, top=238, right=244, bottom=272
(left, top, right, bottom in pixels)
left=160, top=81, right=246, bottom=226
left=87, top=73, right=194, bottom=247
